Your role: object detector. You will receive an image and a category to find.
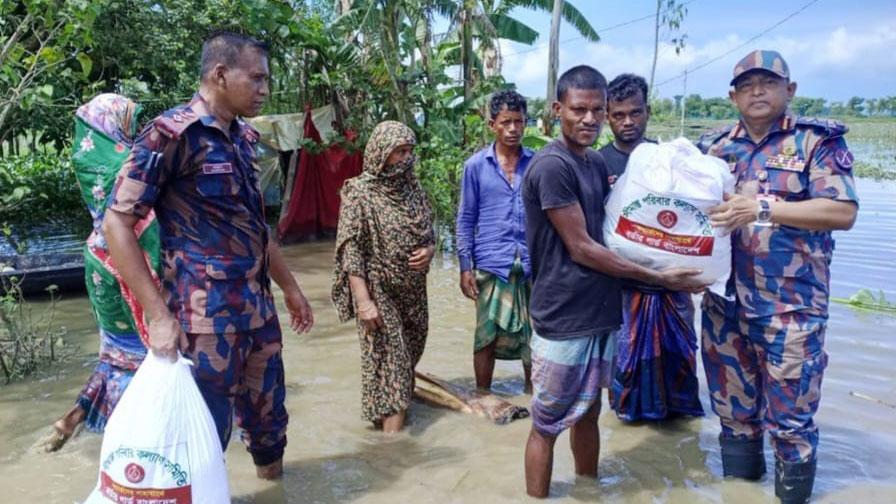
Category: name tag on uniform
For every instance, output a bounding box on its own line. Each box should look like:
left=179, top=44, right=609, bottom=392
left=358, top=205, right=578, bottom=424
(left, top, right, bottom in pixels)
left=764, top=154, right=804, bottom=172
left=202, top=162, right=233, bottom=175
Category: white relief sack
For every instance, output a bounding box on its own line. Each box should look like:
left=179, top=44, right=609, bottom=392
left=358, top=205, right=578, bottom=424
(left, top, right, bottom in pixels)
left=603, top=138, right=735, bottom=296
left=84, top=351, right=230, bottom=504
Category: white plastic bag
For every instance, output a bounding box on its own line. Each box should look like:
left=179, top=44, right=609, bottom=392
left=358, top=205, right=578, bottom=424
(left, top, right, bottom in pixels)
left=603, top=138, right=735, bottom=295
left=84, top=351, right=230, bottom=504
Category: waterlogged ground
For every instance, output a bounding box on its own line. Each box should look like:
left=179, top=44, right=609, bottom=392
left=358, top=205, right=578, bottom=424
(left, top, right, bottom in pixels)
left=650, top=118, right=896, bottom=176
left=0, top=179, right=894, bottom=503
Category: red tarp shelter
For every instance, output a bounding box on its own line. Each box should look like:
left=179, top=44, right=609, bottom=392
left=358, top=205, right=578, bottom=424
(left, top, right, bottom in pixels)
left=277, top=108, right=362, bottom=242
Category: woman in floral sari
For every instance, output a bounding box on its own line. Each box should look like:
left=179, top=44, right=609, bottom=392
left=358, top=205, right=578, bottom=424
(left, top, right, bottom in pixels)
left=332, top=121, right=435, bottom=433
left=43, top=94, right=161, bottom=451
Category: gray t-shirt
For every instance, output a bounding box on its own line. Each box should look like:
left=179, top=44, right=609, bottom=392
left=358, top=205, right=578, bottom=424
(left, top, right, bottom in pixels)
left=522, top=140, right=622, bottom=339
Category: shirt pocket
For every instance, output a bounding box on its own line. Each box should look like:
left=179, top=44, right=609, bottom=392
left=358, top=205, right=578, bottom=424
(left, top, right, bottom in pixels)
left=763, top=166, right=808, bottom=200
left=204, top=255, right=261, bottom=319
left=748, top=226, right=831, bottom=316
left=195, top=150, right=242, bottom=197
left=196, top=173, right=241, bottom=197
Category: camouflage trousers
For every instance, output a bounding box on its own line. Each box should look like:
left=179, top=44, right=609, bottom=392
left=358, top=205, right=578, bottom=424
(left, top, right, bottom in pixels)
left=701, top=292, right=827, bottom=463
left=184, top=316, right=287, bottom=466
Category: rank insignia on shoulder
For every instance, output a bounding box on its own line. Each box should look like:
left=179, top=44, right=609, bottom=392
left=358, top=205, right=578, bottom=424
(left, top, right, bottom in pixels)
left=834, top=149, right=854, bottom=170
left=155, top=109, right=197, bottom=139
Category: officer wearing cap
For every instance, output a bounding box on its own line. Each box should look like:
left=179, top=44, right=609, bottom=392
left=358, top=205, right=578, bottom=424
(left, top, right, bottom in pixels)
left=698, top=50, right=858, bottom=503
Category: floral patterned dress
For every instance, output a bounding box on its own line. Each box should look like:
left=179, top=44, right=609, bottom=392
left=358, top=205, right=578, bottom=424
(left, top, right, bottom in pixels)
left=72, top=94, right=161, bottom=431
left=332, top=121, right=435, bottom=422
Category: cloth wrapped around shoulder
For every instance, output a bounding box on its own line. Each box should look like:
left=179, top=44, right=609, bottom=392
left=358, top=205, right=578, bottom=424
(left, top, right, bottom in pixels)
left=68, top=94, right=162, bottom=434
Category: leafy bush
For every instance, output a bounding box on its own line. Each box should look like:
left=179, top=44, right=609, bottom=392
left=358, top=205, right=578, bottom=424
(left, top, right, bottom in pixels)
left=416, top=137, right=468, bottom=228
left=0, top=153, right=87, bottom=232
left=0, top=280, right=73, bottom=384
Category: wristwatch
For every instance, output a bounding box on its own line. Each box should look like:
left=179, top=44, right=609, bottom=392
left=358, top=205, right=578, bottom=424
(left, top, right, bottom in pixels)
left=757, top=199, right=772, bottom=224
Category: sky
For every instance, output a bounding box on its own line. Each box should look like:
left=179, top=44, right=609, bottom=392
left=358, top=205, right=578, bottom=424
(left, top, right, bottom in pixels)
left=497, top=0, right=896, bottom=101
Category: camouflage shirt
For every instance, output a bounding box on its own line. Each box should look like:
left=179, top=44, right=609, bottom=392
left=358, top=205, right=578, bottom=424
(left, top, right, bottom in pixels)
left=698, top=113, right=859, bottom=319
left=110, top=94, right=276, bottom=334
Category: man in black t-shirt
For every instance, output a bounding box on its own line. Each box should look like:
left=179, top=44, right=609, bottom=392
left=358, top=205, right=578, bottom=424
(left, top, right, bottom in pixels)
left=598, top=73, right=656, bottom=186
left=521, top=65, right=706, bottom=498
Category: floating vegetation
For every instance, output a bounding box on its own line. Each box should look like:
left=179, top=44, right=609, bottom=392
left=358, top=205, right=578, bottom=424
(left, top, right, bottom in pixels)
left=832, top=288, right=896, bottom=314
left=852, top=160, right=896, bottom=181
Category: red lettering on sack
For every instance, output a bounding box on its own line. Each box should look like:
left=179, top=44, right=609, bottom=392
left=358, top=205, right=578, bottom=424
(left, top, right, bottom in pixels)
left=615, top=216, right=713, bottom=256
left=100, top=471, right=192, bottom=504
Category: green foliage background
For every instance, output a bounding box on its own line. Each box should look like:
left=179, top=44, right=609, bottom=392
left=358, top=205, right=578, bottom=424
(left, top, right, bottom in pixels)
left=2, top=0, right=894, bottom=237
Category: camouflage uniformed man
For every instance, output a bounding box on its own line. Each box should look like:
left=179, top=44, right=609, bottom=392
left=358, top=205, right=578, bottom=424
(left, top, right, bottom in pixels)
left=699, top=50, right=858, bottom=503
left=105, top=32, right=314, bottom=480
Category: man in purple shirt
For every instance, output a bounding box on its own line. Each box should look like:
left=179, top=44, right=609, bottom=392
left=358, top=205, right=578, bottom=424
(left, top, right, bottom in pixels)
left=456, top=90, right=533, bottom=392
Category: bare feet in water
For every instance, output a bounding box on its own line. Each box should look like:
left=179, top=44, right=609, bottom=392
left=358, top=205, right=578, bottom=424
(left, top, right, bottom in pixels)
left=256, top=459, right=283, bottom=480
left=42, top=406, right=86, bottom=452
left=382, top=410, right=406, bottom=434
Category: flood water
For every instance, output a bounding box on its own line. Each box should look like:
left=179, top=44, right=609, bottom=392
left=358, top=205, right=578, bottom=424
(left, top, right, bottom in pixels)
left=0, top=178, right=894, bottom=503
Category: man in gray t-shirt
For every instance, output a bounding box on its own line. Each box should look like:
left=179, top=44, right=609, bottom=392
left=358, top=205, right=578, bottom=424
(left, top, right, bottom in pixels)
left=521, top=65, right=706, bottom=499
left=523, top=141, right=620, bottom=338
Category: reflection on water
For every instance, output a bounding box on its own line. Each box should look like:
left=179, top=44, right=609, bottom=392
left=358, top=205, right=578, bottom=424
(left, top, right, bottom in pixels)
left=0, top=180, right=894, bottom=503
left=831, top=179, right=896, bottom=300
left=0, top=220, right=90, bottom=256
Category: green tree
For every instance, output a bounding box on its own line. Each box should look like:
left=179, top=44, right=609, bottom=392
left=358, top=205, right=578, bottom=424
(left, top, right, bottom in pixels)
left=791, top=96, right=826, bottom=116
left=703, top=97, right=736, bottom=119
left=0, top=0, right=103, bottom=153
left=649, top=97, right=675, bottom=120
left=683, top=93, right=705, bottom=118
left=829, top=101, right=847, bottom=116
left=648, top=0, right=687, bottom=97
left=879, top=96, right=896, bottom=116
left=846, top=96, right=865, bottom=116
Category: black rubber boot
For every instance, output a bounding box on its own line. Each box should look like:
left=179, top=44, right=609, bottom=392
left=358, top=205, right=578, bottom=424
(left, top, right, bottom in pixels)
left=719, top=435, right=766, bottom=480
left=775, top=458, right=816, bottom=504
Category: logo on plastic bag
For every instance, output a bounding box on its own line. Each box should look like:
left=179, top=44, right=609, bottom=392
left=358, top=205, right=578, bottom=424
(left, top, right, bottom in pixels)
left=98, top=444, right=192, bottom=503
left=657, top=210, right=678, bottom=229
left=616, top=195, right=714, bottom=257
left=124, top=463, right=146, bottom=484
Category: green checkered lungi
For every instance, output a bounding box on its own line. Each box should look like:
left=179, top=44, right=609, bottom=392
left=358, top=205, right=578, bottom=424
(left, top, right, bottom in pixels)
left=474, top=258, right=531, bottom=364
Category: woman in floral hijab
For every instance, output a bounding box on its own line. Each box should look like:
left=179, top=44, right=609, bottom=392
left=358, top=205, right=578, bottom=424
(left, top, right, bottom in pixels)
left=333, top=121, right=435, bottom=433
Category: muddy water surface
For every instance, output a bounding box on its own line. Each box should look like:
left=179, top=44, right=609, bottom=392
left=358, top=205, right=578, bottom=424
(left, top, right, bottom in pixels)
left=0, top=179, right=894, bottom=503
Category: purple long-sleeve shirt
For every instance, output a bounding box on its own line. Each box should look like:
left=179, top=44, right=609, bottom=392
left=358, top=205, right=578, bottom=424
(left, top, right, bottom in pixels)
left=455, top=143, right=533, bottom=281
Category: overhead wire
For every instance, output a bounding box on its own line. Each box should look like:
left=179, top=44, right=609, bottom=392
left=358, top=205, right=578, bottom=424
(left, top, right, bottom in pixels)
left=653, top=0, right=821, bottom=89
left=502, top=0, right=701, bottom=59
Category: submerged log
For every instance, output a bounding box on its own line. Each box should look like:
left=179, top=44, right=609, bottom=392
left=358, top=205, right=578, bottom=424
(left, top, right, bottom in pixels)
left=413, top=371, right=529, bottom=425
